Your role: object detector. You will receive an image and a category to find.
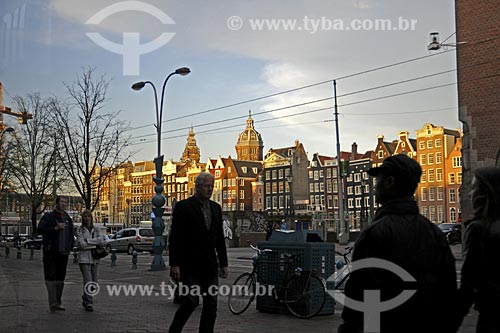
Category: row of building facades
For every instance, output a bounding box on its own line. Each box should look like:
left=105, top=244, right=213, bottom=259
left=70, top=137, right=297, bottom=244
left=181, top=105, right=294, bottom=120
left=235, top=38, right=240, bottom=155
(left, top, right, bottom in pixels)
left=90, top=113, right=463, bottom=231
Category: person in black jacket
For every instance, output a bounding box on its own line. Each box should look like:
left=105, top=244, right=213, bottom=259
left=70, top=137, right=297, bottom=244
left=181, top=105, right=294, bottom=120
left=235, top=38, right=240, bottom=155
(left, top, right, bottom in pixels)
left=455, top=167, right=500, bottom=332
left=37, top=196, right=74, bottom=312
left=338, top=154, right=457, bottom=333
left=168, top=172, right=228, bottom=333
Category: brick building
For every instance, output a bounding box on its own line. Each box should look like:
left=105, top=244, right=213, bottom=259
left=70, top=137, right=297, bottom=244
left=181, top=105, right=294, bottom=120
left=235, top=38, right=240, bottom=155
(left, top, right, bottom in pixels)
left=456, top=0, right=500, bottom=220
left=415, top=124, right=462, bottom=223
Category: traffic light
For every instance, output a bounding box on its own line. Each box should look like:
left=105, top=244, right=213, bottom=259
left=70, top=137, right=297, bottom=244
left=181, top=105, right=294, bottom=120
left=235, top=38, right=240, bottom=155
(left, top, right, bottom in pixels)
left=18, top=111, right=32, bottom=124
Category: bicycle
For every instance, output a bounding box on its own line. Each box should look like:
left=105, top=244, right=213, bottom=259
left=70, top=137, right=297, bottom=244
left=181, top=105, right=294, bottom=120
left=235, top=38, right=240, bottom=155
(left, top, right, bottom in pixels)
left=228, top=241, right=327, bottom=319
left=333, top=246, right=353, bottom=291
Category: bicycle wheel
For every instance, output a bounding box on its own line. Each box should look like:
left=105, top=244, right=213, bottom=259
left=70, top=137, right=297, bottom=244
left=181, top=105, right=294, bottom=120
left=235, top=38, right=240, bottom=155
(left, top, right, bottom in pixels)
left=228, top=272, right=256, bottom=315
left=285, top=273, right=326, bottom=319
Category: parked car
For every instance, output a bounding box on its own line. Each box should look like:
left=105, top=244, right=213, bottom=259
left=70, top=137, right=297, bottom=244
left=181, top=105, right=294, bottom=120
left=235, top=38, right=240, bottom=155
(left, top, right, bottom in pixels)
left=23, top=235, right=43, bottom=249
left=106, top=227, right=155, bottom=255
left=437, top=223, right=462, bottom=244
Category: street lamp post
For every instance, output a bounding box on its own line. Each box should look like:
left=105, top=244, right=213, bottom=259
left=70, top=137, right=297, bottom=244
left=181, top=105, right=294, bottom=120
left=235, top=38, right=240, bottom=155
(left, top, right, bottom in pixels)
left=132, top=67, right=191, bottom=271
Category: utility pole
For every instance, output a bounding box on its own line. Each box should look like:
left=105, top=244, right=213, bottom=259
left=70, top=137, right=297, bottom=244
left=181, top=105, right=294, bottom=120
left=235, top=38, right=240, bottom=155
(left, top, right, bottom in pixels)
left=334, top=80, right=348, bottom=245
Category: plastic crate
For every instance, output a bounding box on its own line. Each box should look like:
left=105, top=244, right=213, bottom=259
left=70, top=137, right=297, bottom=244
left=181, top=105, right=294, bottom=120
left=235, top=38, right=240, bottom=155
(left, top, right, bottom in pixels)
left=256, top=240, right=335, bottom=316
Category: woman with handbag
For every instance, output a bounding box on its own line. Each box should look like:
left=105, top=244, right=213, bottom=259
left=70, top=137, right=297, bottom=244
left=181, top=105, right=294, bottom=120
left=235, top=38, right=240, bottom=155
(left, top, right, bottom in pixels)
left=76, top=210, right=108, bottom=312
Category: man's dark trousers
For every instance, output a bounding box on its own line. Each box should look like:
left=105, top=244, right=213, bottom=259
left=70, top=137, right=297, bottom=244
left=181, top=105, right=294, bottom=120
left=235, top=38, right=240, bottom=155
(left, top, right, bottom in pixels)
left=169, top=273, right=218, bottom=333
left=43, top=250, right=69, bottom=307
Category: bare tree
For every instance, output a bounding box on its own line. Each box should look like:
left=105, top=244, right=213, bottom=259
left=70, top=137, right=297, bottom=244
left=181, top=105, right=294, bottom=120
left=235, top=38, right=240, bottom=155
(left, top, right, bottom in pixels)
left=9, top=94, right=58, bottom=234
left=52, top=67, right=130, bottom=211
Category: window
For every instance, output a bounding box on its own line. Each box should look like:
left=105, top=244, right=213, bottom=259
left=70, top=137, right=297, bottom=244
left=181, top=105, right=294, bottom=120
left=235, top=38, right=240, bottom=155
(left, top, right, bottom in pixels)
left=320, top=183, right=324, bottom=192
left=239, top=190, right=244, bottom=199
left=242, top=167, right=247, bottom=173
left=347, top=186, right=353, bottom=195
left=449, top=173, right=455, bottom=184
left=428, top=169, right=435, bottom=182
left=228, top=167, right=232, bottom=173
left=311, top=161, right=317, bottom=167
left=278, top=169, right=283, bottom=179
left=326, top=168, right=332, bottom=178
left=421, top=188, right=428, bottom=201
left=266, top=171, right=270, bottom=180
left=419, top=141, right=425, bottom=150
left=437, top=187, right=444, bottom=201
left=436, top=168, right=443, bottom=182
left=437, top=206, right=444, bottom=222
left=348, top=198, right=354, bottom=208
left=215, top=170, right=221, bottom=178
left=265, top=184, right=270, bottom=194
left=427, top=140, right=433, bottom=149
left=332, top=168, right=338, bottom=178
left=420, top=154, right=426, bottom=165
left=355, top=186, right=361, bottom=195
left=453, top=157, right=462, bottom=168
left=272, top=170, right=277, bottom=179
left=266, top=197, right=271, bottom=209
left=232, top=190, right=236, bottom=199
left=310, top=195, right=315, bottom=204
left=309, top=183, right=314, bottom=192
left=378, top=150, right=384, bottom=158
left=449, top=189, right=456, bottom=203
left=355, top=198, right=361, bottom=208
left=327, top=180, right=332, bottom=193
left=314, top=171, right=319, bottom=180
left=435, top=139, right=442, bottom=147
left=240, top=203, right=245, bottom=211
left=421, top=171, right=426, bottom=183
left=427, top=153, right=434, bottom=165
left=279, top=182, right=284, bottom=193
left=354, top=174, right=361, bottom=182
left=435, top=152, right=442, bottom=164
left=239, top=179, right=244, bottom=186
left=309, top=171, right=313, bottom=179
left=272, top=183, right=277, bottom=193
left=429, top=206, right=436, bottom=222
left=314, top=183, right=319, bottom=192
left=450, top=208, right=457, bottom=222
left=279, top=196, right=284, bottom=208
left=319, top=170, right=324, bottom=178
left=429, top=187, right=435, bottom=201
left=223, top=191, right=227, bottom=199
left=421, top=207, right=428, bottom=218
left=457, top=172, right=462, bottom=184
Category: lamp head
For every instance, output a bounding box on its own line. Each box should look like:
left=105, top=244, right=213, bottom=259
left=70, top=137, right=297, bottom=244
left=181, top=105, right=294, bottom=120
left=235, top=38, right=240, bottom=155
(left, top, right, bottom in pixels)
left=175, top=67, right=191, bottom=76
left=131, top=81, right=146, bottom=91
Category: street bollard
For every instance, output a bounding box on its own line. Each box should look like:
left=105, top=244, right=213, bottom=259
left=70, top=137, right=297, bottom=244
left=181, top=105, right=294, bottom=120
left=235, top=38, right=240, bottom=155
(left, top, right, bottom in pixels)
left=29, top=246, right=34, bottom=260
left=132, top=250, right=137, bottom=270
left=17, top=245, right=21, bottom=259
left=73, top=250, right=78, bottom=264
left=111, top=249, right=117, bottom=267
left=5, top=246, right=10, bottom=258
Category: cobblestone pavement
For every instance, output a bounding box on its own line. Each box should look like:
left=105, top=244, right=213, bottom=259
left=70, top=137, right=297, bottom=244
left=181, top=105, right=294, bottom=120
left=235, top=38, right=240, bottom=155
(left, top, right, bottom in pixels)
left=0, top=243, right=477, bottom=332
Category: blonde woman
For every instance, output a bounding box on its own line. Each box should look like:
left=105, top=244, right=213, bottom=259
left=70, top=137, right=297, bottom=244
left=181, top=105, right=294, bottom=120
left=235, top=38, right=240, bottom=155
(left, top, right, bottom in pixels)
left=76, top=210, right=107, bottom=312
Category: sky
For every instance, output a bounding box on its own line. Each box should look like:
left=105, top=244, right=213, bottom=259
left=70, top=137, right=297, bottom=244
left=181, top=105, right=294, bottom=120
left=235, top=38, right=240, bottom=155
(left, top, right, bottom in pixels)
left=0, top=0, right=461, bottom=164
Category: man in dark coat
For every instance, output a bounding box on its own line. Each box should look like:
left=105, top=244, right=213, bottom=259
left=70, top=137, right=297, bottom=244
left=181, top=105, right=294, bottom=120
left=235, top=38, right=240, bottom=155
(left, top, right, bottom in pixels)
left=168, top=172, right=228, bottom=333
left=338, top=154, right=457, bottom=333
left=455, top=167, right=500, bottom=332
left=37, top=196, right=74, bottom=312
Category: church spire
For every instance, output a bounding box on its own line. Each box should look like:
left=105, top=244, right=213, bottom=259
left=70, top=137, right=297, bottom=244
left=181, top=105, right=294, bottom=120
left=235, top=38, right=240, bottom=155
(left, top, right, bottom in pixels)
left=235, top=109, right=264, bottom=161
left=181, top=127, right=200, bottom=164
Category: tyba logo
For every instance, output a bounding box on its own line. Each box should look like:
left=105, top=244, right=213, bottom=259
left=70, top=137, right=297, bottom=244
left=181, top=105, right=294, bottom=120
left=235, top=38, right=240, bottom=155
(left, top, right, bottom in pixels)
left=85, top=1, right=175, bottom=76
left=327, top=258, right=417, bottom=333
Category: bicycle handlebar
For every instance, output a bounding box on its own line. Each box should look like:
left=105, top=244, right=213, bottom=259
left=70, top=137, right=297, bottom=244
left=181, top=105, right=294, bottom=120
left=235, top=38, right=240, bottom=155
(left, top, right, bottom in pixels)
left=335, top=246, right=353, bottom=257
left=247, top=240, right=272, bottom=255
